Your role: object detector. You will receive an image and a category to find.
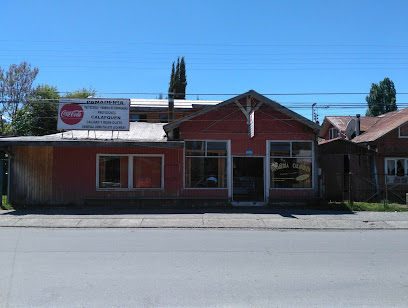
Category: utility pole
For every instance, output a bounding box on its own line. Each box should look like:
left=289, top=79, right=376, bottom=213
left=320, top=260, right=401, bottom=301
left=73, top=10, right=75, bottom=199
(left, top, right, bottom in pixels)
left=312, top=103, right=319, bottom=123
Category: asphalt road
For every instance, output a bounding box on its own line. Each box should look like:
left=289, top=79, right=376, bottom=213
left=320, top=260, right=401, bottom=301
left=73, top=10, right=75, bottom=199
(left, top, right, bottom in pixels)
left=1, top=228, right=408, bottom=307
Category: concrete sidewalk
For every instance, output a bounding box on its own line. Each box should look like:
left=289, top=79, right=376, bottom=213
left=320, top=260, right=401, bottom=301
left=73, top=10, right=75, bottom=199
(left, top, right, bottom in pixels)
left=1, top=207, right=408, bottom=229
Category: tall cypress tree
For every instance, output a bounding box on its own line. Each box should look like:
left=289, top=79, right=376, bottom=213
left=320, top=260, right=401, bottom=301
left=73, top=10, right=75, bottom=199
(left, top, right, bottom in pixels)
left=168, top=57, right=187, bottom=99
left=168, top=62, right=175, bottom=93
left=179, top=57, right=187, bottom=99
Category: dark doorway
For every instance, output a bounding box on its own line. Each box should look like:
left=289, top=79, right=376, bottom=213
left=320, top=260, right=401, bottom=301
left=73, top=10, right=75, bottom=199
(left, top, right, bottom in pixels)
left=233, top=157, right=264, bottom=202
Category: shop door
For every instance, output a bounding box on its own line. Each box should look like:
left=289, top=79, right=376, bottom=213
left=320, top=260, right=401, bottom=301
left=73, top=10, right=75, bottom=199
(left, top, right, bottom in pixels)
left=232, top=157, right=265, bottom=203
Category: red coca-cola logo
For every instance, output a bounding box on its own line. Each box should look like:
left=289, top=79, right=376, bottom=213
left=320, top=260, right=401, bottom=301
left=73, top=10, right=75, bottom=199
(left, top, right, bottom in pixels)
left=60, top=104, right=84, bottom=125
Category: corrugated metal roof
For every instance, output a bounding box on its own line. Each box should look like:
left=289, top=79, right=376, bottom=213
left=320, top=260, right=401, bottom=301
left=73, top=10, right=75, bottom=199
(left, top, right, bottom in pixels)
left=319, top=115, right=379, bottom=138
left=353, top=108, right=408, bottom=143
left=130, top=98, right=221, bottom=109
left=0, top=122, right=169, bottom=145
left=327, top=116, right=378, bottom=132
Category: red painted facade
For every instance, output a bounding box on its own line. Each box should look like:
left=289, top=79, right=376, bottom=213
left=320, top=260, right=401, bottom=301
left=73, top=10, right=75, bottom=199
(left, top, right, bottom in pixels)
left=6, top=91, right=321, bottom=206
left=51, top=146, right=184, bottom=204
left=178, top=99, right=318, bottom=201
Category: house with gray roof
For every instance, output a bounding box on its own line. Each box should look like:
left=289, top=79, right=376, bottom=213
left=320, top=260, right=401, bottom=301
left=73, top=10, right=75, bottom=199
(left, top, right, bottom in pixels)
left=0, top=90, right=322, bottom=207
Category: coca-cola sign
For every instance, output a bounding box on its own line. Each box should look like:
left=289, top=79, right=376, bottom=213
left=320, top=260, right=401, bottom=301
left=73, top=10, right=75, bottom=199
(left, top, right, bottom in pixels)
left=60, top=104, right=84, bottom=125
left=57, top=98, right=130, bottom=131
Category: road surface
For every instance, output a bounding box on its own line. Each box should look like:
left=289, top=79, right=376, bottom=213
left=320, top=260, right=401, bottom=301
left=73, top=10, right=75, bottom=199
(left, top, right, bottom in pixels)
left=1, top=228, right=407, bottom=307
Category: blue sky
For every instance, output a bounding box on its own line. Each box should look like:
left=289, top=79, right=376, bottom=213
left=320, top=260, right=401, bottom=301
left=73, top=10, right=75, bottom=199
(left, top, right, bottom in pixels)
left=1, top=0, right=408, bottom=121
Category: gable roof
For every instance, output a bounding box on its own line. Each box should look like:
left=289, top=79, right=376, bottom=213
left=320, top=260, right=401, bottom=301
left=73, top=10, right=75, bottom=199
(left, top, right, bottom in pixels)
left=352, top=108, right=408, bottom=143
left=163, top=90, right=321, bottom=134
left=319, top=116, right=379, bottom=138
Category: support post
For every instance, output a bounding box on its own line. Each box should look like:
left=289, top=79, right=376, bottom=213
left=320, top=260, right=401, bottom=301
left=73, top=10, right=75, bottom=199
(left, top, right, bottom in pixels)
left=349, top=172, right=353, bottom=208
left=168, top=92, right=174, bottom=123
left=0, top=161, right=2, bottom=207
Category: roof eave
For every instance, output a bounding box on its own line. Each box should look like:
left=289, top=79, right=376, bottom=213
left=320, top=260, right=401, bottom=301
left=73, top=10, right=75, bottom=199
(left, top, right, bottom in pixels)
left=0, top=140, right=183, bottom=148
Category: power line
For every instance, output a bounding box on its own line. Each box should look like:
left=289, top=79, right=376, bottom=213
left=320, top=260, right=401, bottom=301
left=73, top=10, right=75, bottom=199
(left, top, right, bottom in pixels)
left=35, top=66, right=408, bottom=72
left=4, top=58, right=408, bottom=65
left=4, top=48, right=408, bottom=56
left=2, top=99, right=408, bottom=110
left=2, top=40, right=408, bottom=48
left=2, top=91, right=408, bottom=96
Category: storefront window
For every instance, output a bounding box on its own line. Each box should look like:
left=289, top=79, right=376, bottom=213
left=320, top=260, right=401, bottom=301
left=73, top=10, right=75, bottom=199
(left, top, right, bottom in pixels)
left=185, top=141, right=205, bottom=156
left=270, top=141, right=313, bottom=189
left=185, top=141, right=227, bottom=188
left=270, top=142, right=290, bottom=157
left=292, top=141, right=312, bottom=157
left=98, top=156, right=128, bottom=188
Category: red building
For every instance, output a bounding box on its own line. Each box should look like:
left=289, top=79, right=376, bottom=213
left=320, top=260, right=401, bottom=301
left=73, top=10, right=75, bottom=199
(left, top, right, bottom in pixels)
left=319, top=109, right=408, bottom=203
left=1, top=90, right=321, bottom=206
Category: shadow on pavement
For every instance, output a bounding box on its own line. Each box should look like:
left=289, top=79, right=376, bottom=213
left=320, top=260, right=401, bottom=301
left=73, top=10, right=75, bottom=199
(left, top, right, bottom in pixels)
left=0, top=203, right=355, bottom=217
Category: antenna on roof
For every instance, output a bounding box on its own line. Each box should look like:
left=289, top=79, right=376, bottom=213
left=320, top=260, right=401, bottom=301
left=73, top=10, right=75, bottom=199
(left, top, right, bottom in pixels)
left=345, top=119, right=356, bottom=140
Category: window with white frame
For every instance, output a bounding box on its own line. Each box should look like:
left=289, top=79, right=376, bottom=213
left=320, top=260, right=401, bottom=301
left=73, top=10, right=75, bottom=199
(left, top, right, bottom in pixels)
left=97, top=155, right=163, bottom=189
left=398, top=123, right=408, bottom=138
left=98, top=156, right=129, bottom=189
left=329, top=127, right=339, bottom=139
left=270, top=141, right=313, bottom=189
left=185, top=141, right=227, bottom=188
left=385, top=158, right=408, bottom=184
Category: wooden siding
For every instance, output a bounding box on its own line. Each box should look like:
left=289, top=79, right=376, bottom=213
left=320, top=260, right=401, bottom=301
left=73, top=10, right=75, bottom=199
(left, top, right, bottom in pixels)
left=319, top=153, right=375, bottom=202
left=51, top=146, right=184, bottom=205
left=375, top=129, right=408, bottom=156
left=10, top=146, right=53, bottom=205
left=180, top=103, right=316, bottom=156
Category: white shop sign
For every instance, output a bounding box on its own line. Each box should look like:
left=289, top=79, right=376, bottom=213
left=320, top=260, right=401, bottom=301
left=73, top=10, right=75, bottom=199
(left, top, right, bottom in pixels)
left=57, top=98, right=130, bottom=131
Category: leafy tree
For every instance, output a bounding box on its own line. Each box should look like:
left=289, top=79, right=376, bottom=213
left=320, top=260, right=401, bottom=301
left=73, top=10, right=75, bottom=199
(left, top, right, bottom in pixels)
left=11, top=106, right=32, bottom=136
left=366, top=77, right=397, bottom=116
left=65, top=87, right=96, bottom=98
left=0, top=62, right=39, bottom=131
left=31, top=85, right=60, bottom=135
left=168, top=57, right=187, bottom=99
left=12, top=85, right=60, bottom=136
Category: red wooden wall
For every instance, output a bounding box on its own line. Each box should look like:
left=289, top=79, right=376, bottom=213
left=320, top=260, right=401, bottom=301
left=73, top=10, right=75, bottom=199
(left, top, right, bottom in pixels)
left=51, top=146, right=184, bottom=204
